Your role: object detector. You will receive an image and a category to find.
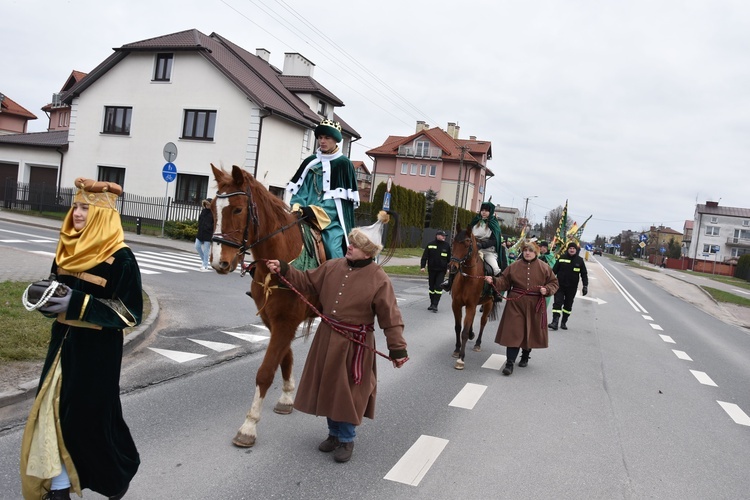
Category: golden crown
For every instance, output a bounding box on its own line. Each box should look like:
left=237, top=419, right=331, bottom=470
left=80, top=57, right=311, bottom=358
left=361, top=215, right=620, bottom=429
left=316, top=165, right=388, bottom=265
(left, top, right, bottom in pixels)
left=319, top=119, right=341, bottom=132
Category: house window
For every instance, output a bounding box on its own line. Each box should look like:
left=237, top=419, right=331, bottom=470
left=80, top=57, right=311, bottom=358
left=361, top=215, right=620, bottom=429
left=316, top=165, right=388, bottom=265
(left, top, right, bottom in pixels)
left=175, top=174, right=209, bottom=203
left=268, top=186, right=285, bottom=199
left=103, top=106, right=132, bottom=135
left=317, top=100, right=328, bottom=117
left=709, top=217, right=718, bottom=223
left=98, top=166, right=126, bottom=189
left=415, top=140, right=430, bottom=156
left=743, top=220, right=750, bottom=227
left=705, top=226, right=720, bottom=236
left=420, top=164, right=427, bottom=176
left=401, top=163, right=408, bottom=175
left=58, top=111, right=69, bottom=127
left=429, top=164, right=437, bottom=177
left=702, top=244, right=720, bottom=254
left=731, top=248, right=750, bottom=257
left=154, top=53, right=173, bottom=81
left=182, top=110, right=217, bottom=140
left=410, top=163, right=417, bottom=175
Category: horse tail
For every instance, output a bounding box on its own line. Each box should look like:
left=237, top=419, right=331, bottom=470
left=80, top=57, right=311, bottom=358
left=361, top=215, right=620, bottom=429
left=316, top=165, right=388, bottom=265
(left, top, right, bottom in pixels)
left=488, top=300, right=499, bottom=322
left=378, top=210, right=401, bottom=266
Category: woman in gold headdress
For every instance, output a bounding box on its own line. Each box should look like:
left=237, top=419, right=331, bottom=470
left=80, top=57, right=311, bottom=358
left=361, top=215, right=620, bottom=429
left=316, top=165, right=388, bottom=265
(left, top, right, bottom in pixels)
left=20, top=178, right=142, bottom=500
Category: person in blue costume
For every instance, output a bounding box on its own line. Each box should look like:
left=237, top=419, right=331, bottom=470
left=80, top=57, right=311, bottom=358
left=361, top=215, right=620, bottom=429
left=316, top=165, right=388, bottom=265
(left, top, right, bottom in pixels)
left=286, top=119, right=359, bottom=260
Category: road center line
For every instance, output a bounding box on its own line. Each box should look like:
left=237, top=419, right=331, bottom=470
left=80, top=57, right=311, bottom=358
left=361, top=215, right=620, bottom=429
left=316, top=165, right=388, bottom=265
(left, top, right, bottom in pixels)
left=650, top=324, right=663, bottom=331
left=658, top=334, right=675, bottom=344
left=672, top=349, right=693, bottom=361
left=384, top=435, right=449, bottom=486
left=717, top=401, right=750, bottom=426
left=690, top=370, right=718, bottom=387
left=449, top=383, right=487, bottom=409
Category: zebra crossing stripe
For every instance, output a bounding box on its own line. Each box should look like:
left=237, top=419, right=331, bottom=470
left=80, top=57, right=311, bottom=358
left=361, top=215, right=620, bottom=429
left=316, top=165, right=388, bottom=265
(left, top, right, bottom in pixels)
left=384, top=435, right=449, bottom=486
left=148, top=348, right=206, bottom=363
left=188, top=338, right=238, bottom=352
left=222, top=331, right=270, bottom=343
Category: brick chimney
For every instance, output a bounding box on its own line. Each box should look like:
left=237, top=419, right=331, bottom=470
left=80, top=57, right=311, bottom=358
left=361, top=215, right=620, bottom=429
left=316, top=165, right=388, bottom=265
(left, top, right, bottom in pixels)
left=283, top=53, right=315, bottom=77
left=256, top=48, right=271, bottom=62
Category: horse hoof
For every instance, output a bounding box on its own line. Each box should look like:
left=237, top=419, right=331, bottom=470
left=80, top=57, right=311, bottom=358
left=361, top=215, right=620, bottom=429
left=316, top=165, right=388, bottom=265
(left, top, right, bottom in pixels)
left=273, top=403, right=294, bottom=415
left=472, top=345, right=481, bottom=352
left=232, top=432, right=256, bottom=448
left=454, top=360, right=465, bottom=370
left=452, top=351, right=460, bottom=358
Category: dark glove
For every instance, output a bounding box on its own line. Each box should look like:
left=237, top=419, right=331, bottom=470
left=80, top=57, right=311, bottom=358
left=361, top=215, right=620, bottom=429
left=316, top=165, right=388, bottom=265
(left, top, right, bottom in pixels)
left=582, top=286, right=588, bottom=296
left=298, top=206, right=316, bottom=222
left=477, top=239, right=491, bottom=249
left=390, top=349, right=409, bottom=368
left=40, top=293, right=72, bottom=314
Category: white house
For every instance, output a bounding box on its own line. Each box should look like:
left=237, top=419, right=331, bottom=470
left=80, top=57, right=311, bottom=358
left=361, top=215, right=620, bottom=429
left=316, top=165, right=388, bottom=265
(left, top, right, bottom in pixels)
left=0, top=29, right=359, bottom=204
left=689, top=201, right=750, bottom=263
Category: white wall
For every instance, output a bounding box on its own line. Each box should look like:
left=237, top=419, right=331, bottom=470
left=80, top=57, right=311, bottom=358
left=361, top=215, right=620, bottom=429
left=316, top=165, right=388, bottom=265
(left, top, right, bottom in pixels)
left=0, top=145, right=61, bottom=183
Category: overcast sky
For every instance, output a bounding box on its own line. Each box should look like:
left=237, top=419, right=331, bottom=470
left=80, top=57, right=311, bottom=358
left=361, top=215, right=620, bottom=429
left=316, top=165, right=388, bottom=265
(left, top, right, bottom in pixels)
left=5, top=0, right=750, bottom=239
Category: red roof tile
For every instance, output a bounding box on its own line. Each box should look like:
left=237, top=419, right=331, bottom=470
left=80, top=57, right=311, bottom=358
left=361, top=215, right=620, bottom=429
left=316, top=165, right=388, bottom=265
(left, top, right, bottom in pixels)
left=0, top=93, right=37, bottom=119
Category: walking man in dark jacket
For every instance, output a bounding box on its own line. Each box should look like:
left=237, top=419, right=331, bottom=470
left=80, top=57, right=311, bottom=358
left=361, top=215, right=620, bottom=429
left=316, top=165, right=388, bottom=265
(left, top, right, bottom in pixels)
left=421, top=230, right=451, bottom=312
left=549, top=242, right=589, bottom=330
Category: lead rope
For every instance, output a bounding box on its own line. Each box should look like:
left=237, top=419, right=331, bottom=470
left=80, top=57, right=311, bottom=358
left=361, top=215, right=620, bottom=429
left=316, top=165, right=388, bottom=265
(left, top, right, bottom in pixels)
left=259, top=259, right=393, bottom=362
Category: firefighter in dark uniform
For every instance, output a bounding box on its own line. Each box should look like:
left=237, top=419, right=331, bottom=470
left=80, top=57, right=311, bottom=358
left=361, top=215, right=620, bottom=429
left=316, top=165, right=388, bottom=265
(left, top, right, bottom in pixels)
left=420, top=229, right=451, bottom=312
left=549, top=242, right=589, bottom=330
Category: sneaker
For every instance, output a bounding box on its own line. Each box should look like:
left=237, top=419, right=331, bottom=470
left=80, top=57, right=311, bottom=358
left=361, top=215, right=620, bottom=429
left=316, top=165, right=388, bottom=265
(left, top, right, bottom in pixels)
left=198, top=267, right=210, bottom=272
left=334, top=441, right=354, bottom=463
left=318, top=435, right=339, bottom=453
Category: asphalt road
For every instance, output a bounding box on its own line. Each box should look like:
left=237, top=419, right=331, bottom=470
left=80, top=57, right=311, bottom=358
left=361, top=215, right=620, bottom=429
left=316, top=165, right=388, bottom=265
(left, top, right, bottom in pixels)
left=1, top=239, right=749, bottom=499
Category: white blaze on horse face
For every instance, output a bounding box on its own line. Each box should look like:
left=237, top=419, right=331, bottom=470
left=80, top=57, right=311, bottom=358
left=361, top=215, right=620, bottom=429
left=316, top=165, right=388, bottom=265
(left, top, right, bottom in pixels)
left=212, top=197, right=230, bottom=265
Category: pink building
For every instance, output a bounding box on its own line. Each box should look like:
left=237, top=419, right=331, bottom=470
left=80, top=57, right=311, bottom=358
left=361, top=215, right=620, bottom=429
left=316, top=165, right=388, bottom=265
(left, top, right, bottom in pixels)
left=41, top=70, right=87, bottom=131
left=366, top=121, right=493, bottom=212
left=0, top=93, right=37, bottom=134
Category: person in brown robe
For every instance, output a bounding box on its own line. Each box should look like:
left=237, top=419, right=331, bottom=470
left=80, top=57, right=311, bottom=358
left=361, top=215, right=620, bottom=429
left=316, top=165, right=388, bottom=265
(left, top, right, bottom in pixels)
left=486, top=240, right=559, bottom=376
left=266, top=213, right=408, bottom=463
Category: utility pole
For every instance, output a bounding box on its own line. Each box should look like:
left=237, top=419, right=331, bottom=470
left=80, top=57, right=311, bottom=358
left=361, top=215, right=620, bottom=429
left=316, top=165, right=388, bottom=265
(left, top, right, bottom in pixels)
left=523, top=195, right=537, bottom=221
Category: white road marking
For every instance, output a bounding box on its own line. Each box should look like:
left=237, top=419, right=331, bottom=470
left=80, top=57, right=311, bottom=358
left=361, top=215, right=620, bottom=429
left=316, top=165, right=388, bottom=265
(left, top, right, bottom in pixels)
left=672, top=350, right=693, bottom=361
left=658, top=334, right=676, bottom=344
left=599, top=264, right=648, bottom=313
left=650, top=324, right=663, bottom=331
left=577, top=295, right=607, bottom=304
left=1, top=228, right=57, bottom=238
left=690, top=370, right=718, bottom=387
left=138, top=268, right=160, bottom=275
left=449, top=383, right=487, bottom=409
left=222, top=331, right=270, bottom=343
left=384, top=435, right=449, bottom=486
left=482, top=353, right=507, bottom=370
left=135, top=262, right=188, bottom=273
left=133, top=254, right=196, bottom=271
left=717, top=401, right=750, bottom=426
left=642, top=315, right=653, bottom=321
left=30, top=251, right=55, bottom=257
left=188, top=338, right=238, bottom=352
left=249, top=324, right=270, bottom=331
left=29, top=239, right=56, bottom=243
left=148, top=347, right=206, bottom=363
left=731, top=288, right=750, bottom=296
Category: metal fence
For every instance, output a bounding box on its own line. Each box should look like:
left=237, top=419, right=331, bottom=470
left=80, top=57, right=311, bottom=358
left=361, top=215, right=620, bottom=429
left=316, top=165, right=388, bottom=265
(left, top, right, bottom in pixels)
left=2, top=180, right=202, bottom=230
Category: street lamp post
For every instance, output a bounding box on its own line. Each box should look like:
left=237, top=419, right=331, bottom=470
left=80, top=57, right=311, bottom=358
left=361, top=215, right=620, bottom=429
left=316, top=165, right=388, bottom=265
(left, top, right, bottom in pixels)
left=523, top=195, right=538, bottom=221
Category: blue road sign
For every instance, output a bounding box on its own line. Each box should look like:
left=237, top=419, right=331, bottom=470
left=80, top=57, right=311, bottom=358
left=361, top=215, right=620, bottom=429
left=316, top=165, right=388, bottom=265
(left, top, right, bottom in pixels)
left=660, top=247, right=666, bottom=254
left=162, top=162, right=177, bottom=182
left=639, top=233, right=648, bottom=242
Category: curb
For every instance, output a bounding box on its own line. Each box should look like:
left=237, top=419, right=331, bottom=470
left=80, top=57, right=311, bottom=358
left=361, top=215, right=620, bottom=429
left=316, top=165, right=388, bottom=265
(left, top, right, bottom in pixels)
left=0, top=286, right=160, bottom=409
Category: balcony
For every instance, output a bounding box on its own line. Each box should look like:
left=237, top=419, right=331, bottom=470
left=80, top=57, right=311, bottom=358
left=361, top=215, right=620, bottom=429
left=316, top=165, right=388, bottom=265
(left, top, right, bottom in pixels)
left=726, top=236, right=750, bottom=248
left=397, top=145, right=442, bottom=159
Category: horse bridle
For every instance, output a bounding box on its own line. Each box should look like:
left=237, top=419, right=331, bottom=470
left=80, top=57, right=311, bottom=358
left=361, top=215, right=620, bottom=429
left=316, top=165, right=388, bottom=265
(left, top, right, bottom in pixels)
left=211, top=189, right=259, bottom=256
left=449, top=235, right=475, bottom=276
left=211, top=188, right=308, bottom=257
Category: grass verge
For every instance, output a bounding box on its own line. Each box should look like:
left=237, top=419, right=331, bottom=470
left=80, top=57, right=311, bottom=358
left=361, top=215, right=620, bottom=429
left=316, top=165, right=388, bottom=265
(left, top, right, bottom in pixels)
left=702, top=286, right=750, bottom=307
left=384, top=265, right=423, bottom=277
left=0, top=281, right=151, bottom=363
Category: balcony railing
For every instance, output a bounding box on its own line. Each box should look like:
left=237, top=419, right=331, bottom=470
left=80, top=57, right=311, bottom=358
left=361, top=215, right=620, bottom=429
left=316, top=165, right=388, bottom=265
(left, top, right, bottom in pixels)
left=397, top=145, right=442, bottom=159
left=726, top=236, right=750, bottom=248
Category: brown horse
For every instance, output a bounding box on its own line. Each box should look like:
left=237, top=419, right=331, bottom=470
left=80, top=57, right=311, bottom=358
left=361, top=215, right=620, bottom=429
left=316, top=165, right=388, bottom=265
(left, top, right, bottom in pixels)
left=448, top=224, right=498, bottom=370
left=210, top=164, right=317, bottom=447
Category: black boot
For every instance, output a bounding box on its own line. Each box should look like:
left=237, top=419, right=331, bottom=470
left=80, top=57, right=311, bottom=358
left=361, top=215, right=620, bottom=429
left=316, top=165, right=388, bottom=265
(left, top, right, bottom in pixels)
left=561, top=320, right=568, bottom=330
left=519, top=349, right=531, bottom=367
left=502, top=360, right=514, bottom=376
left=548, top=314, right=559, bottom=331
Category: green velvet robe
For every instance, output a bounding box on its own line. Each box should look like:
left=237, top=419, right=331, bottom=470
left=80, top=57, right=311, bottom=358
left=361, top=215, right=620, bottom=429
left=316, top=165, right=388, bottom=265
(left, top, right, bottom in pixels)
left=287, top=150, right=359, bottom=259
left=22, top=247, right=142, bottom=498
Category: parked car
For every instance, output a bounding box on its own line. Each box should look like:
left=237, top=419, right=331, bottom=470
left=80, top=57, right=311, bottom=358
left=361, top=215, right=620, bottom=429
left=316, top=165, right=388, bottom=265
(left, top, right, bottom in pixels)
left=593, top=248, right=602, bottom=256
